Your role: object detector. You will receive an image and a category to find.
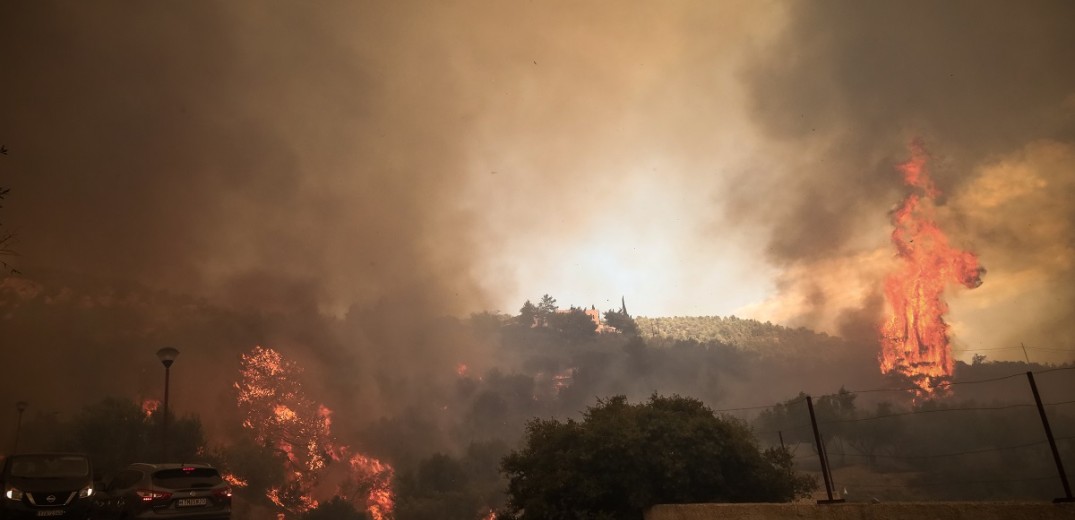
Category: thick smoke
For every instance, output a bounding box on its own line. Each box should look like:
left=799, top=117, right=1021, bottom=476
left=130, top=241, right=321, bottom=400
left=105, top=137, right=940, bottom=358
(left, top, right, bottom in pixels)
left=2, top=0, right=1072, bottom=471
left=738, top=0, right=1075, bottom=357
left=1, top=2, right=487, bottom=314
left=0, top=1, right=502, bottom=445
left=0, top=1, right=774, bottom=449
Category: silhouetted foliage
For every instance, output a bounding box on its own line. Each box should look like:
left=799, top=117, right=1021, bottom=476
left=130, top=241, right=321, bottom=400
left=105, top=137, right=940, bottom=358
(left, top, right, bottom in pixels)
left=210, top=434, right=287, bottom=508
left=536, top=294, right=558, bottom=323
left=517, top=300, right=538, bottom=327
left=546, top=306, right=598, bottom=342
left=58, top=397, right=206, bottom=473
left=500, top=394, right=815, bottom=519
left=300, top=496, right=371, bottom=520
left=470, top=311, right=508, bottom=338
left=394, top=442, right=510, bottom=520
left=751, top=365, right=1075, bottom=501
left=395, top=454, right=478, bottom=520
left=603, top=308, right=638, bottom=336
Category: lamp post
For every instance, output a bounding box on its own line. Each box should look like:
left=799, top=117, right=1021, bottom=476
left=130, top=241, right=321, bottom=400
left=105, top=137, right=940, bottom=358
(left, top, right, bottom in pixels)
left=13, top=401, right=27, bottom=453
left=156, top=347, right=179, bottom=461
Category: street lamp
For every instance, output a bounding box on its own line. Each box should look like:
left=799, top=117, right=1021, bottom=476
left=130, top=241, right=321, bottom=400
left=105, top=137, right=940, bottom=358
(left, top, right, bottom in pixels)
left=156, top=347, right=180, bottom=461
left=13, top=401, right=27, bottom=453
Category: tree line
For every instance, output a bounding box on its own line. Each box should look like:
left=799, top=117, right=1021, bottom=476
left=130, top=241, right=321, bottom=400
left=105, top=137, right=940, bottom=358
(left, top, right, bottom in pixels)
left=7, top=288, right=1069, bottom=518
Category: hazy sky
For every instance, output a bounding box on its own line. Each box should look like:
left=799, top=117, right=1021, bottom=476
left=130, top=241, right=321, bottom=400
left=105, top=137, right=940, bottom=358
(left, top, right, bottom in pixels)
left=2, top=1, right=1074, bottom=363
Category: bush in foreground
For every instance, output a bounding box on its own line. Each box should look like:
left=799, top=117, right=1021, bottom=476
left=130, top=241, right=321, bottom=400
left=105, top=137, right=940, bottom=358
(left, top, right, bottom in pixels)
left=500, top=394, right=814, bottom=519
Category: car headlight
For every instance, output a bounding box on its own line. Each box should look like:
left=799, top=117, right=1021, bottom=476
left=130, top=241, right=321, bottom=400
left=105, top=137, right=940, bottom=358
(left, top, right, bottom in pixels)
left=79, top=485, right=94, bottom=498
left=5, top=488, right=23, bottom=501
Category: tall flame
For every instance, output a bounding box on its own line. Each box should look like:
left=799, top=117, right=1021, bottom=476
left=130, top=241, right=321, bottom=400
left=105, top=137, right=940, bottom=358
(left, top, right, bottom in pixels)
left=880, top=142, right=984, bottom=395
left=235, top=346, right=395, bottom=518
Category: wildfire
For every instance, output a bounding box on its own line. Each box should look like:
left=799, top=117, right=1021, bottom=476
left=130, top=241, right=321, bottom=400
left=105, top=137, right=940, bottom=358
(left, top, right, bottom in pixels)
left=234, top=346, right=395, bottom=518
left=141, top=398, right=160, bottom=418
left=222, top=472, right=248, bottom=488
left=880, top=142, right=984, bottom=395
left=551, top=367, right=574, bottom=393
left=347, top=453, right=395, bottom=520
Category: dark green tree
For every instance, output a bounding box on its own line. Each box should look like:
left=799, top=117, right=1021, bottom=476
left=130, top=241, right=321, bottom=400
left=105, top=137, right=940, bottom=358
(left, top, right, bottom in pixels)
left=63, top=397, right=206, bottom=473
left=394, top=442, right=509, bottom=520
left=300, top=496, right=371, bottom=520
left=546, top=306, right=597, bottom=342
left=517, top=300, right=538, bottom=327
left=500, top=394, right=814, bottom=519
left=210, top=434, right=287, bottom=507
left=603, top=309, right=638, bottom=336
left=65, top=398, right=152, bottom=471
left=536, top=294, right=558, bottom=323
left=754, top=393, right=812, bottom=446
left=395, top=454, right=479, bottom=520
left=470, top=311, right=507, bottom=338
left=842, top=401, right=905, bottom=466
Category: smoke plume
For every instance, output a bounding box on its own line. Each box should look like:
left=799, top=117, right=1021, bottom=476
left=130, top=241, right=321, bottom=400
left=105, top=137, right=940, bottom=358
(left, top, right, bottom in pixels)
left=737, top=0, right=1075, bottom=358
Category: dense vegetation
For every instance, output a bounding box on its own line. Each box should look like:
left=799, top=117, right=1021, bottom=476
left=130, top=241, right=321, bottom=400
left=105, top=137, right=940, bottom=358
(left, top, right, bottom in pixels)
left=16, top=397, right=206, bottom=473
left=755, top=375, right=1075, bottom=501
left=500, top=394, right=814, bottom=519
left=4, top=282, right=1073, bottom=517
left=635, top=315, right=840, bottom=355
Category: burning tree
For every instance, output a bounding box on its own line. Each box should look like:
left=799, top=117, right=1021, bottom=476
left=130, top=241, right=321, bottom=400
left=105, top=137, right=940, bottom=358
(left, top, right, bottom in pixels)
left=235, top=345, right=394, bottom=519
left=880, top=142, right=984, bottom=396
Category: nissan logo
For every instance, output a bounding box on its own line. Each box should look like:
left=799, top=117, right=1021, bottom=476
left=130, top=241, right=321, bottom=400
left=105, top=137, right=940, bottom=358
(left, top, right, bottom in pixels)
left=46, top=495, right=56, bottom=503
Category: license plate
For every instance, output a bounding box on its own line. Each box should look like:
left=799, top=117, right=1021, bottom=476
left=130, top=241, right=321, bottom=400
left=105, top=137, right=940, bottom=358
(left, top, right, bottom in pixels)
left=177, top=497, right=208, bottom=507
left=36, top=511, right=65, bottom=517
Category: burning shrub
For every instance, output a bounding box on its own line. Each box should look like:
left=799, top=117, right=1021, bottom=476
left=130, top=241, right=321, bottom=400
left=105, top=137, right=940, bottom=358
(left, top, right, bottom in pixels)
left=234, top=346, right=395, bottom=519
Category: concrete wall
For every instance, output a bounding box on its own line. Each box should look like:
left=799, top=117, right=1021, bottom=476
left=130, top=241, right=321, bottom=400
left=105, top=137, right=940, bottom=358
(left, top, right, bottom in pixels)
left=646, top=502, right=1075, bottom=520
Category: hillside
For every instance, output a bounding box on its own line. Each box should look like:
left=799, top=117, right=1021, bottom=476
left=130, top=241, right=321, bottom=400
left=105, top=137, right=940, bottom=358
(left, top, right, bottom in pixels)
left=635, top=315, right=843, bottom=354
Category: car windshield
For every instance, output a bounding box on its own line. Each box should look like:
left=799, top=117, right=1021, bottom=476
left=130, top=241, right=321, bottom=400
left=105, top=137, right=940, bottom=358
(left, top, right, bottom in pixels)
left=9, top=455, right=90, bottom=478
left=152, top=468, right=222, bottom=489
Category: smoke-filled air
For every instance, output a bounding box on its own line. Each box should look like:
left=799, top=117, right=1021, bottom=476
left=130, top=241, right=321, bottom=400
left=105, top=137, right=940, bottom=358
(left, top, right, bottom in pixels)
left=1, top=1, right=1074, bottom=518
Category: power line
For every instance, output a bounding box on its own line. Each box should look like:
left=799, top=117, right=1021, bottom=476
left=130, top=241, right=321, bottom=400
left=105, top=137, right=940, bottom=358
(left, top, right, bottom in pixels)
left=954, top=346, right=1075, bottom=353
left=848, top=475, right=1058, bottom=489
left=755, top=424, right=814, bottom=436
left=830, top=435, right=1074, bottom=460
left=708, top=367, right=1074, bottom=422
left=819, top=402, right=1040, bottom=425
left=713, top=395, right=807, bottom=414
left=1032, top=365, right=1075, bottom=376
left=819, top=365, right=1075, bottom=398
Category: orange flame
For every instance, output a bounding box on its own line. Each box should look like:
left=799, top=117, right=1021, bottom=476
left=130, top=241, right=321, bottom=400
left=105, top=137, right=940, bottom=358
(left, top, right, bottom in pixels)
left=141, top=399, right=160, bottom=419
left=880, top=142, right=984, bottom=395
left=347, top=453, right=395, bottom=520
left=222, top=472, right=248, bottom=488
left=234, top=346, right=395, bottom=518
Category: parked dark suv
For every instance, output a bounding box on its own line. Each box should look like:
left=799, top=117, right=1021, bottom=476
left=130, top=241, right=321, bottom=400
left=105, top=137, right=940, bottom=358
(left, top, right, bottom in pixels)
left=0, top=452, right=95, bottom=519
left=95, top=463, right=230, bottom=520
